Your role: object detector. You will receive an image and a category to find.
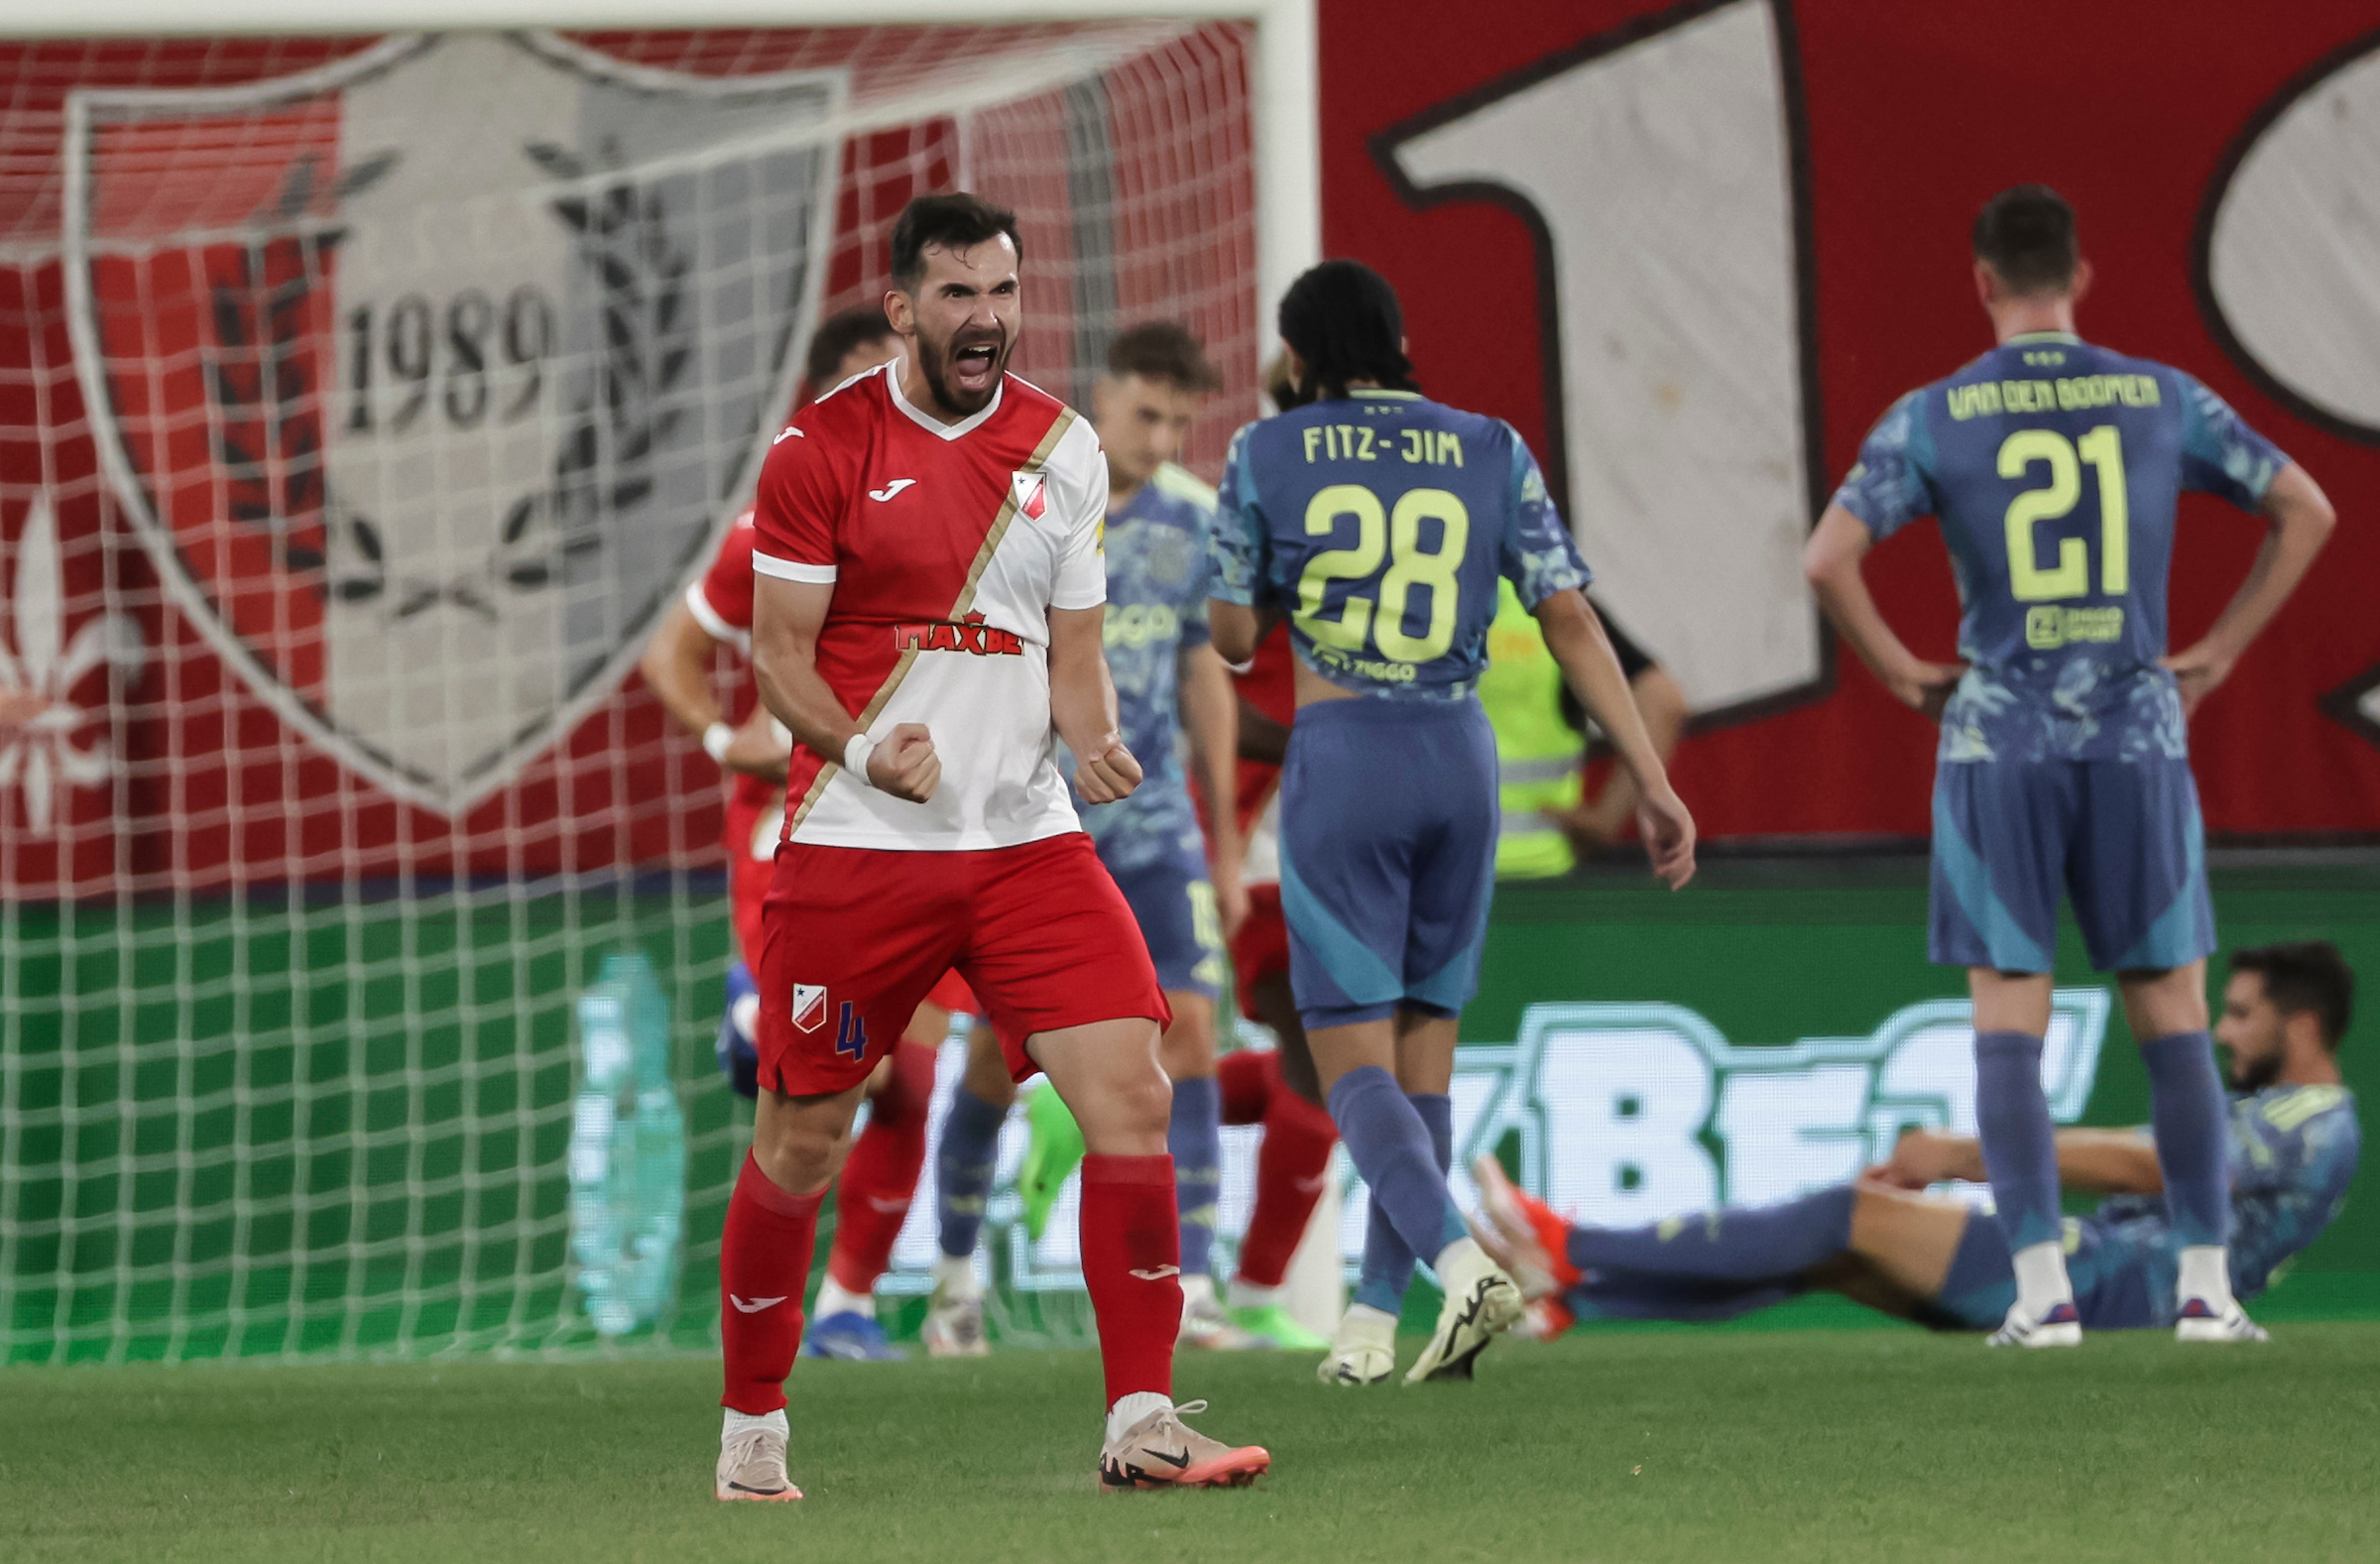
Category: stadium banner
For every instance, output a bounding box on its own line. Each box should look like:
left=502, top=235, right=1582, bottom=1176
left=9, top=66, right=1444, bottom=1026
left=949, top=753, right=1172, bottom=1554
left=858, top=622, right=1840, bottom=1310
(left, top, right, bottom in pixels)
left=10, top=869, right=2373, bottom=1363
left=6, top=4, right=2380, bottom=892
left=889, top=988, right=2113, bottom=1305
left=1323, top=0, right=2380, bottom=839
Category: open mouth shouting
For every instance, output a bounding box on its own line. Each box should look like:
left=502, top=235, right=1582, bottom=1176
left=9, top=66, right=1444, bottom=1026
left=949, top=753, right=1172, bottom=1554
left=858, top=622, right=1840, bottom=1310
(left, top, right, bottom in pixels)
left=946, top=332, right=1004, bottom=400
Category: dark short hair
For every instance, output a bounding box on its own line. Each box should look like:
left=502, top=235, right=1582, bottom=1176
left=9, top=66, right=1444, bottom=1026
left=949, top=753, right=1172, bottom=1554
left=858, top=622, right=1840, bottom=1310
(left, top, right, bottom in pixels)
left=1105, top=319, right=1221, bottom=394
left=2231, top=941, right=2355, bottom=1050
left=803, top=305, right=895, bottom=389
left=1277, top=259, right=1416, bottom=401
left=890, top=191, right=1022, bottom=292
left=1971, top=184, right=2080, bottom=295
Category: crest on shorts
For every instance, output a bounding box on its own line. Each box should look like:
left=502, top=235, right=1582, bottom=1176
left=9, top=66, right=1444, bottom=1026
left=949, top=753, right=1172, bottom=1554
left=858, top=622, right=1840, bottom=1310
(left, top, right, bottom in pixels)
left=1011, top=471, right=1049, bottom=522
left=63, top=33, right=845, bottom=813
left=790, top=983, right=829, bottom=1033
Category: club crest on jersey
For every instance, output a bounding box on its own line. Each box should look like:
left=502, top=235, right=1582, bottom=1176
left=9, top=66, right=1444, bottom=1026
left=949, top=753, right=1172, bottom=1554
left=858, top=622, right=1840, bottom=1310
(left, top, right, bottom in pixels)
left=892, top=610, right=1025, bottom=657
left=62, top=32, right=842, bottom=816
left=1011, top=470, right=1049, bottom=521
left=790, top=983, right=829, bottom=1033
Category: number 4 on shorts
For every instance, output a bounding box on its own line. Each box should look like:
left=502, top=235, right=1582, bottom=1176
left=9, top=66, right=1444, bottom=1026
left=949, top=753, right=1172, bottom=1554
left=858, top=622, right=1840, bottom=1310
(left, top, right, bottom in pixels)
left=833, top=1002, right=869, bottom=1060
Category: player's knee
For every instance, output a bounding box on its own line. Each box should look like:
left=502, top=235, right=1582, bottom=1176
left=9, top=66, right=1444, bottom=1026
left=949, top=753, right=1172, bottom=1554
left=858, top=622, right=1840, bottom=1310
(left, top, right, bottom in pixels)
left=752, top=1100, right=851, bottom=1194
left=1081, top=1050, right=1173, bottom=1143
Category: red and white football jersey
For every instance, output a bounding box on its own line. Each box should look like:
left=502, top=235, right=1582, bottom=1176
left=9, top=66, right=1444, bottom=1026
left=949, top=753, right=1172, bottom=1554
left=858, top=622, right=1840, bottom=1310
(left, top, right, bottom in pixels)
left=684, top=510, right=785, bottom=867
left=751, top=364, right=1108, bottom=851
left=686, top=508, right=759, bottom=660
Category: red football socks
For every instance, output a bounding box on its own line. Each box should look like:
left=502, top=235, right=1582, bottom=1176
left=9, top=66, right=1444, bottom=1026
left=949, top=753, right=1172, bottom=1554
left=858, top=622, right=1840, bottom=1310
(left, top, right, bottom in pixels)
left=719, top=1152, right=824, bottom=1415
left=1079, top=1152, right=1182, bottom=1405
left=825, top=1038, right=935, bottom=1293
left=1220, top=1049, right=1339, bottom=1290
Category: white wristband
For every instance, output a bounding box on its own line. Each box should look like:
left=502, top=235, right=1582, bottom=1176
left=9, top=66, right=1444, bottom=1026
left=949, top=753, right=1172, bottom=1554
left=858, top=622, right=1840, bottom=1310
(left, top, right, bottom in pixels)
left=701, top=722, right=735, bottom=764
left=842, top=731, right=878, bottom=786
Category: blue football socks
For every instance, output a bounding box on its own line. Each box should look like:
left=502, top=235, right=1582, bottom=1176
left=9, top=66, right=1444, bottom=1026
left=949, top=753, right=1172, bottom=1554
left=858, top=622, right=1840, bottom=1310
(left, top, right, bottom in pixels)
left=1168, top=1074, right=1224, bottom=1281
left=935, top=1084, right=1009, bottom=1262
left=1973, top=1029, right=2064, bottom=1254
left=1353, top=1091, right=1453, bottom=1315
left=1562, top=1185, right=1855, bottom=1280
left=2139, top=1029, right=2230, bottom=1250
left=1329, top=1067, right=1468, bottom=1310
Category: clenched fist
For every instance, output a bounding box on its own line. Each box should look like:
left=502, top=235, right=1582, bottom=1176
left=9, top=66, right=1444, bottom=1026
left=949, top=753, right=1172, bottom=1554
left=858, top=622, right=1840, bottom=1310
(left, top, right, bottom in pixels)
left=866, top=723, right=940, bottom=802
left=1072, top=732, right=1142, bottom=805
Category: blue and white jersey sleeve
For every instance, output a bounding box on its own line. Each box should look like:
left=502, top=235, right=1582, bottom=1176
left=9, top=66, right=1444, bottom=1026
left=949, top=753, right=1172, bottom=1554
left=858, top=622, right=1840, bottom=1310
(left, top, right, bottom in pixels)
left=1830, top=390, right=1937, bottom=541
left=1179, top=531, right=1217, bottom=650
left=1210, top=423, right=1270, bottom=608
left=2176, top=373, right=2288, bottom=510
left=1494, top=422, right=1592, bottom=607
left=2225, top=1086, right=2361, bottom=1296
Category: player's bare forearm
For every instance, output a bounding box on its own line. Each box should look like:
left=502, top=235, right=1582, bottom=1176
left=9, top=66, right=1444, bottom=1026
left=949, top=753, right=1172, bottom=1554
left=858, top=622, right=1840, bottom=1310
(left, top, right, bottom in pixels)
left=1206, top=599, right=1276, bottom=668
left=1535, top=591, right=1668, bottom=798
left=750, top=575, right=860, bottom=759
left=639, top=598, right=726, bottom=738
left=1236, top=698, right=1291, bottom=765
left=1803, top=505, right=1964, bottom=717
left=1873, top=1127, right=2163, bottom=1195
left=754, top=574, right=937, bottom=800
left=2162, top=463, right=2335, bottom=710
left=2051, top=1130, right=2167, bottom=1195
left=1534, top=588, right=1696, bottom=889
left=1179, top=644, right=1244, bottom=870
left=721, top=706, right=791, bottom=782
left=1049, top=604, right=1141, bottom=804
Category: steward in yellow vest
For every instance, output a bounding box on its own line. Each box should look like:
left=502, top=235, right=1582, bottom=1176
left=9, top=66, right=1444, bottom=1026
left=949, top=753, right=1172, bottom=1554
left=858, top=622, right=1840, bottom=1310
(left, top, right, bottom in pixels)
left=1480, top=579, right=1586, bottom=879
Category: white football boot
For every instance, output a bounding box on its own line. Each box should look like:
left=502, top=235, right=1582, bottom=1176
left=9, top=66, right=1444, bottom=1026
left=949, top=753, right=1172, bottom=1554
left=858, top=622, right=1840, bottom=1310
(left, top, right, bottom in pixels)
left=1318, top=1302, right=1398, bottom=1385
left=1985, top=1299, right=2082, bottom=1348
left=1405, top=1238, right=1525, bottom=1383
left=715, top=1409, right=801, bottom=1503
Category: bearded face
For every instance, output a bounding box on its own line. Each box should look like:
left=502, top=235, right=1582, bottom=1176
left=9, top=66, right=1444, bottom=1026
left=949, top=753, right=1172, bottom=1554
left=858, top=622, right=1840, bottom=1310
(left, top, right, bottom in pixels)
left=913, top=306, right=1012, bottom=416
left=892, top=235, right=1021, bottom=420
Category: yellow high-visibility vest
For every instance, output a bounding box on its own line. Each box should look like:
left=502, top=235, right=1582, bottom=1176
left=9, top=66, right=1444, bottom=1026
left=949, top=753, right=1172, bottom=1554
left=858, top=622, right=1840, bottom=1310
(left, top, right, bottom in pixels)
left=1479, top=579, right=1584, bottom=880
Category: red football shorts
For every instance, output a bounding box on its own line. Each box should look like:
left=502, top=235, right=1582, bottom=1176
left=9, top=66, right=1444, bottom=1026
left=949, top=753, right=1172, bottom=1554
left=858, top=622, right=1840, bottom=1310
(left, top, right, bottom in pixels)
left=1231, top=882, right=1289, bottom=1022
left=731, top=786, right=975, bottom=1017
left=756, top=831, right=1168, bottom=1096
left=723, top=787, right=779, bottom=969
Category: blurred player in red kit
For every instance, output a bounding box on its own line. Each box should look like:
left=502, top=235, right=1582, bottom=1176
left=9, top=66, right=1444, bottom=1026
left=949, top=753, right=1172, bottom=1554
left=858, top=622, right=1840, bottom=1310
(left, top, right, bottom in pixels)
left=711, top=192, right=1268, bottom=1501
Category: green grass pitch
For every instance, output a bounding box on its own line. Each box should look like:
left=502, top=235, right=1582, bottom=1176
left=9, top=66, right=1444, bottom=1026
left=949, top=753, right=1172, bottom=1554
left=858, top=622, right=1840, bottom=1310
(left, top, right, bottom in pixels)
left=6, top=1324, right=2377, bottom=1563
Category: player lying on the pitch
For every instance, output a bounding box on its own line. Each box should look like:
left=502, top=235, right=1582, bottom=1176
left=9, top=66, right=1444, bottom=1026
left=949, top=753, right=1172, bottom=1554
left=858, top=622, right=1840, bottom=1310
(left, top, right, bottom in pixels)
left=1472, top=943, right=2358, bottom=1339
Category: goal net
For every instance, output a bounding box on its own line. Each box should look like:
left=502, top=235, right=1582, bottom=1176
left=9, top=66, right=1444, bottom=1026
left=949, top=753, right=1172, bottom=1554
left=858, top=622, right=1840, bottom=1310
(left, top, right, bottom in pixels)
left=0, top=18, right=1266, bottom=1364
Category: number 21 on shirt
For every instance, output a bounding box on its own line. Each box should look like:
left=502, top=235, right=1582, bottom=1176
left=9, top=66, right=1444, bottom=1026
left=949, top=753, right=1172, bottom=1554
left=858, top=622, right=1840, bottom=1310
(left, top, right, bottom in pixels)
left=1999, top=424, right=2129, bottom=601
left=1295, top=484, right=1469, bottom=663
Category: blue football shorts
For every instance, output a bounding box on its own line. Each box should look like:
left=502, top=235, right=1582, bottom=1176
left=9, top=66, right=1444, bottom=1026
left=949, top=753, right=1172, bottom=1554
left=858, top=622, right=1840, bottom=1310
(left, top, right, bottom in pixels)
left=1104, top=842, right=1225, bottom=1002
left=1931, top=754, right=2214, bottom=974
left=1277, top=695, right=1498, bottom=1029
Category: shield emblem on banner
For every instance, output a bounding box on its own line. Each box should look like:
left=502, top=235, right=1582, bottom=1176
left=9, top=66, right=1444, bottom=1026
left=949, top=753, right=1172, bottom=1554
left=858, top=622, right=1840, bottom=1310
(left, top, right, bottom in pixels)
left=64, top=33, right=843, bottom=813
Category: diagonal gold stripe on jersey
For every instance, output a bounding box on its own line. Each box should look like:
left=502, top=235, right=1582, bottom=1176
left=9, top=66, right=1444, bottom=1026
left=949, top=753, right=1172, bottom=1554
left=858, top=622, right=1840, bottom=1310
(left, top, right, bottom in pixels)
left=784, top=406, right=1080, bottom=836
